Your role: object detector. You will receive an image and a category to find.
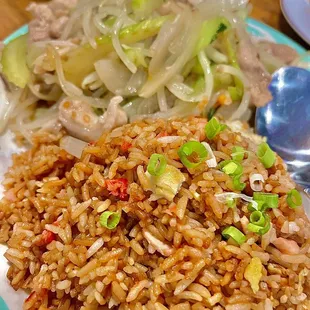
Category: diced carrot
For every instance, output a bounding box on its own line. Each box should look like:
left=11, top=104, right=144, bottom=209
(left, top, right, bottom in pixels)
left=121, top=141, right=132, bottom=152
left=106, top=178, right=129, bottom=201
left=35, top=230, right=56, bottom=247
left=157, top=131, right=168, bottom=138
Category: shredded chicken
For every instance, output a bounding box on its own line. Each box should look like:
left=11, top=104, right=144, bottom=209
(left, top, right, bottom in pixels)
left=58, top=96, right=127, bottom=142
left=27, top=0, right=77, bottom=42
left=236, top=28, right=272, bottom=107
left=272, top=237, right=300, bottom=255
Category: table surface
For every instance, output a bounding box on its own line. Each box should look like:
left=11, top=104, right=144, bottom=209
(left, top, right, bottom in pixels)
left=0, top=0, right=308, bottom=48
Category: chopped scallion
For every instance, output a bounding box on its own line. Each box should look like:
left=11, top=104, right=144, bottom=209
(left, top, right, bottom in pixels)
left=205, top=117, right=227, bottom=140
left=233, top=174, right=246, bottom=191
left=99, top=211, right=121, bottom=229
left=248, top=214, right=271, bottom=235
left=250, top=211, right=266, bottom=227
left=253, top=192, right=279, bottom=210
left=226, top=198, right=236, bottom=209
left=257, top=142, right=276, bottom=168
left=231, top=146, right=245, bottom=162
left=147, top=154, right=167, bottom=176
left=219, top=160, right=243, bottom=176
left=222, top=226, right=246, bottom=245
left=287, top=189, right=302, bottom=209
left=178, top=141, right=208, bottom=169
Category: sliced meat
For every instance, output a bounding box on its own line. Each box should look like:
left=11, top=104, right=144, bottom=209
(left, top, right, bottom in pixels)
left=257, top=41, right=298, bottom=65
left=27, top=0, right=77, bottom=42
left=236, top=28, right=272, bottom=107
left=59, top=96, right=127, bottom=142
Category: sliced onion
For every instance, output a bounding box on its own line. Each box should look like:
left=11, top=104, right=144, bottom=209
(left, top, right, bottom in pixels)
left=60, top=136, right=88, bottom=159
left=249, top=173, right=264, bottom=192
left=201, top=142, right=217, bottom=168
left=215, top=192, right=258, bottom=209
left=206, top=46, right=228, bottom=64
left=112, top=13, right=137, bottom=74
left=51, top=46, right=83, bottom=98
left=157, top=87, right=168, bottom=112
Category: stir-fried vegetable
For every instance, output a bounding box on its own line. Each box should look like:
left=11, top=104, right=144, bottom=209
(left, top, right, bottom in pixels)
left=63, top=15, right=171, bottom=86
left=178, top=141, right=208, bottom=169
left=205, top=117, right=227, bottom=140
left=1, top=34, right=30, bottom=88
left=146, top=165, right=185, bottom=201
left=222, top=226, right=246, bottom=245
left=132, top=0, right=164, bottom=19
left=147, top=154, right=167, bottom=176
left=257, top=142, right=276, bottom=168
left=231, top=146, right=245, bottom=162
left=287, top=189, right=302, bottom=209
left=253, top=192, right=279, bottom=210
left=99, top=211, right=121, bottom=229
left=195, top=17, right=230, bottom=55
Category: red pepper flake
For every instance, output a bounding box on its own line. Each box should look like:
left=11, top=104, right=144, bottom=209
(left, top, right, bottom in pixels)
left=157, top=131, right=168, bottom=138
left=35, top=230, right=56, bottom=247
left=121, top=141, right=132, bottom=152
left=88, top=141, right=96, bottom=146
left=106, top=178, right=129, bottom=200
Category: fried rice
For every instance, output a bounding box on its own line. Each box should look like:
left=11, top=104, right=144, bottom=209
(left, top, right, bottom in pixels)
left=0, top=117, right=309, bottom=309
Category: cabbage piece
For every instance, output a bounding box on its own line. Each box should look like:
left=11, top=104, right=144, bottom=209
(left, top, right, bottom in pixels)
left=63, top=15, right=171, bottom=86
left=132, top=0, right=164, bottom=19
left=1, top=34, right=30, bottom=88
left=195, top=17, right=230, bottom=55
left=146, top=165, right=185, bottom=201
left=244, top=257, right=263, bottom=294
left=222, top=30, right=244, bottom=99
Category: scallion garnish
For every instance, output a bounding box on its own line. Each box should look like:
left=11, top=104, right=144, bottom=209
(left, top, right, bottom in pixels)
left=257, top=142, right=276, bottom=168
left=219, top=160, right=243, bottom=176
left=99, top=211, right=121, bottom=229
left=250, top=211, right=265, bottom=227
left=248, top=214, right=270, bottom=235
left=286, top=189, right=302, bottom=209
left=226, top=198, right=236, bottom=209
left=222, top=226, right=246, bottom=245
left=231, top=146, right=245, bottom=162
left=232, top=174, right=246, bottom=191
left=253, top=192, right=279, bottom=210
left=147, top=154, right=167, bottom=176
left=205, top=117, right=227, bottom=140
left=178, top=141, right=208, bottom=169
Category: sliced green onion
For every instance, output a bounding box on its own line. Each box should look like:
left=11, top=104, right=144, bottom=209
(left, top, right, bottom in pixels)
left=219, top=160, right=243, bottom=176
left=258, top=215, right=271, bottom=235
left=178, top=141, right=208, bottom=169
left=287, top=189, right=302, bottom=209
left=205, top=117, right=227, bottom=140
left=222, top=162, right=238, bottom=175
left=250, top=211, right=266, bottom=227
left=222, top=226, right=246, bottom=245
left=233, top=174, right=246, bottom=191
left=100, top=211, right=121, bottom=229
left=252, top=215, right=271, bottom=235
left=257, top=142, right=276, bottom=168
left=253, top=192, right=279, bottom=210
left=147, top=154, right=167, bottom=176
left=248, top=200, right=264, bottom=212
left=248, top=214, right=270, bottom=235
left=231, top=146, right=245, bottom=162
left=226, top=198, right=236, bottom=209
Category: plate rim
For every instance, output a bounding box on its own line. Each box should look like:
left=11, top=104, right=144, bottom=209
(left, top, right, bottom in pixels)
left=280, top=0, right=310, bottom=46
left=3, top=18, right=307, bottom=54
